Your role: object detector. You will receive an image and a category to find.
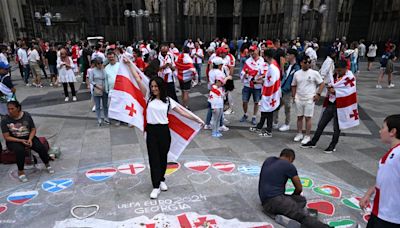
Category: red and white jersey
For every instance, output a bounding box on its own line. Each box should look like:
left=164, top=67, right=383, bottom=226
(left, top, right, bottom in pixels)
left=372, top=144, right=400, bottom=224
left=186, top=42, right=195, bottom=50
left=240, top=57, right=265, bottom=89
left=140, top=44, right=149, bottom=56
left=208, top=85, right=224, bottom=109
left=169, top=47, right=180, bottom=61
left=208, top=69, right=225, bottom=90
left=259, top=62, right=281, bottom=112
left=71, top=45, right=80, bottom=61
left=158, top=53, right=176, bottom=83
left=191, top=48, right=204, bottom=64
left=223, top=53, right=236, bottom=68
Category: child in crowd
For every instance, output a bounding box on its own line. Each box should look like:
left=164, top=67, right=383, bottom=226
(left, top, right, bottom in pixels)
left=208, top=75, right=225, bottom=138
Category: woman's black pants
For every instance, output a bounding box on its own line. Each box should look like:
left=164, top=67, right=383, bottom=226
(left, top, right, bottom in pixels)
left=146, top=124, right=171, bottom=188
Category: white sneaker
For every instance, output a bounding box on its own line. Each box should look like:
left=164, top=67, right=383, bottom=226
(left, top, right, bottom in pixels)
left=150, top=188, right=161, bottom=199
left=26, top=83, right=31, bottom=87
left=301, top=135, right=311, bottom=144
left=219, top=125, right=229, bottom=132
left=203, top=124, right=211, bottom=130
left=294, top=133, right=304, bottom=142
left=279, top=124, right=290, bottom=132
left=376, top=84, right=382, bottom=89
left=92, top=106, right=96, bottom=112
left=72, top=96, right=77, bottom=101
left=160, top=182, right=168, bottom=191
left=388, top=83, right=395, bottom=88
left=64, top=97, right=69, bottom=102
left=273, top=123, right=280, bottom=129
left=224, top=108, right=234, bottom=115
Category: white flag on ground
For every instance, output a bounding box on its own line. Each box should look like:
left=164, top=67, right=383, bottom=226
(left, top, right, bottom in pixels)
left=109, top=58, right=201, bottom=160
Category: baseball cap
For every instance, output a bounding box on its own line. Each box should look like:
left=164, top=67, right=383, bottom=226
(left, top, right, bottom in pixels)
left=249, top=45, right=258, bottom=51
left=212, top=57, right=224, bottom=65
left=216, top=47, right=228, bottom=55
left=0, top=61, right=10, bottom=70
left=266, top=40, right=274, bottom=48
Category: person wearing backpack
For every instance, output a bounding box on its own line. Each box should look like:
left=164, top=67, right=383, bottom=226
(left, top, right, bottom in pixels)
left=376, top=52, right=390, bottom=89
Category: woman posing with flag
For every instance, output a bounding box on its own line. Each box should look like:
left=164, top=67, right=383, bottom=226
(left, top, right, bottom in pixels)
left=124, top=59, right=204, bottom=199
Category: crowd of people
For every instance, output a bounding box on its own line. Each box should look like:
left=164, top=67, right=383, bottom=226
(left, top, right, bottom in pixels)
left=0, top=35, right=399, bottom=227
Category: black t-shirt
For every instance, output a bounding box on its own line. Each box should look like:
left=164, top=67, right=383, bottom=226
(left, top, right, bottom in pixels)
left=1, top=112, right=35, bottom=139
left=258, top=157, right=298, bottom=203
left=45, top=50, right=57, bottom=65
left=82, top=48, right=92, bottom=66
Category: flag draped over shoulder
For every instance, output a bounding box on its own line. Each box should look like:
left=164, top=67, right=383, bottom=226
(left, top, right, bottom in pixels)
left=260, top=62, right=281, bottom=112
left=325, top=70, right=360, bottom=129
left=109, top=58, right=201, bottom=160
left=174, top=53, right=197, bottom=82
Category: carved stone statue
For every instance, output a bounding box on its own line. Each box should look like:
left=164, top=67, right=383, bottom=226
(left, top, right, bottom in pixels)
left=234, top=0, right=242, bottom=16
left=189, top=0, right=195, bottom=15
left=260, top=0, right=266, bottom=15
left=338, top=0, right=344, bottom=12
left=203, top=0, right=209, bottom=16
left=279, top=0, right=285, bottom=13
left=195, top=0, right=201, bottom=16
left=144, top=0, right=160, bottom=14
left=184, top=0, right=190, bottom=15
left=266, top=0, right=271, bottom=14
left=313, top=0, right=321, bottom=10
left=209, top=0, right=216, bottom=16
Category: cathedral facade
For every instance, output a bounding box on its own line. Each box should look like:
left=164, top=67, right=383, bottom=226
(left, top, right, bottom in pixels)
left=1, top=0, right=399, bottom=43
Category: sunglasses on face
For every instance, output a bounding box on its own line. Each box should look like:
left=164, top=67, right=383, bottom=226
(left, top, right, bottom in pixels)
left=303, top=60, right=312, bottom=64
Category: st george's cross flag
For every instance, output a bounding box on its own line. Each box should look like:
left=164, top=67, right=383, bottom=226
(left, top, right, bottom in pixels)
left=109, top=56, right=202, bottom=160
left=324, top=70, right=360, bottom=129
left=259, top=60, right=281, bottom=112
left=175, top=53, right=198, bottom=83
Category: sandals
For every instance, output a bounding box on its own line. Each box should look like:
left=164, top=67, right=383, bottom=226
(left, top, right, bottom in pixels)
left=18, top=174, right=28, bottom=183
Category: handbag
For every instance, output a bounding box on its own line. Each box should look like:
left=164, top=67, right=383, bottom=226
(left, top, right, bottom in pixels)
left=93, top=84, right=103, bottom=96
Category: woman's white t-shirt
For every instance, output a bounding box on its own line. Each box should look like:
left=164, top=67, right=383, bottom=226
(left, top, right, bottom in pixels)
left=146, top=98, right=178, bottom=124
left=367, top=45, right=377, bottom=57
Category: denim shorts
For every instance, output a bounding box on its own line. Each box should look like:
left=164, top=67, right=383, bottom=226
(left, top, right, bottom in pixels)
left=242, top=86, right=261, bottom=103
left=49, top=65, right=58, bottom=75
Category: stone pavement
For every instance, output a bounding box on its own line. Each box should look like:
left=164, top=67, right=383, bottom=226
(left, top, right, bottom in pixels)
left=0, top=61, right=398, bottom=227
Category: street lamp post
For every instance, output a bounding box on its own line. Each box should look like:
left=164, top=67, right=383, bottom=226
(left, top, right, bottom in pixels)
left=124, top=9, right=149, bottom=41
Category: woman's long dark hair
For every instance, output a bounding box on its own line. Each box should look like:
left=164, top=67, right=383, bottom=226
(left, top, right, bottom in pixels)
left=7, top=100, right=22, bottom=111
left=148, top=76, right=168, bottom=103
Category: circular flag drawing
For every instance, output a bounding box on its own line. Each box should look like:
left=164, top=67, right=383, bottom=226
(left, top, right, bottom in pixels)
left=184, top=161, right=211, bottom=173
left=237, top=165, right=261, bottom=176
left=212, top=162, right=235, bottom=173
left=85, top=167, right=117, bottom=181
left=117, top=163, right=145, bottom=175
left=306, top=200, right=335, bottom=216
left=165, top=162, right=180, bottom=176
left=0, top=204, right=7, bottom=215
left=7, top=190, right=39, bottom=205
left=313, top=184, right=342, bottom=198
left=341, top=196, right=370, bottom=210
left=285, top=177, right=314, bottom=194
left=42, top=179, right=73, bottom=193
left=328, top=219, right=356, bottom=228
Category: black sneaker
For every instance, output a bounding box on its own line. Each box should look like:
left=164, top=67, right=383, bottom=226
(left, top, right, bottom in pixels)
left=259, top=130, right=272, bottom=137
left=300, top=141, right=316, bottom=148
left=324, top=145, right=336, bottom=154
left=249, top=127, right=262, bottom=133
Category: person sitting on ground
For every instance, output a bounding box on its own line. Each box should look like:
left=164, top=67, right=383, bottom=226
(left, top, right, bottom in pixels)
left=259, top=148, right=329, bottom=228
left=1, top=101, right=54, bottom=182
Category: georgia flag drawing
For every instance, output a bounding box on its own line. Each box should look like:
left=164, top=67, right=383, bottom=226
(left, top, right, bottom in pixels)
left=109, top=56, right=202, bottom=160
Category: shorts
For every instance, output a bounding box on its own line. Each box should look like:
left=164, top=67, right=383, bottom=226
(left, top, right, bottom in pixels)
left=179, top=80, right=191, bottom=91
left=49, top=65, right=58, bottom=75
left=295, top=99, right=315, bottom=117
left=367, top=57, right=375, bottom=62
left=242, top=86, right=261, bottom=103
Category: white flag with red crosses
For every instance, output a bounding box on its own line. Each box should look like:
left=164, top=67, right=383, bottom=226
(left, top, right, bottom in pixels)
left=259, top=60, right=281, bottom=112
left=109, top=57, right=202, bottom=160
left=326, top=70, right=360, bottom=129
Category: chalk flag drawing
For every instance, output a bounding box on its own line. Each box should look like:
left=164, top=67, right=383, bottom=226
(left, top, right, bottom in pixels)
left=313, top=185, right=342, bottom=198
left=184, top=161, right=211, bottom=173
left=117, top=163, right=145, bottom=175
left=53, top=212, right=274, bottom=228
left=7, top=190, right=39, bottom=205
left=285, top=177, right=314, bottom=194
left=42, top=179, right=73, bottom=193
left=85, top=167, right=117, bottom=181
left=328, top=219, right=356, bottom=227
left=306, top=200, right=335, bottom=216
left=212, top=162, right=235, bottom=173
left=342, top=197, right=370, bottom=210
left=0, top=204, right=7, bottom=215
left=165, top=162, right=180, bottom=176
left=237, top=165, right=261, bottom=176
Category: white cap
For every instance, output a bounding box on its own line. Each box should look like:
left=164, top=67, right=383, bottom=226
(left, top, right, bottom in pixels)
left=206, top=47, right=215, bottom=52
left=212, top=57, right=223, bottom=65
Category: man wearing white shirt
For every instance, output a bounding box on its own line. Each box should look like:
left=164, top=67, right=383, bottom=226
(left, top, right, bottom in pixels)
left=91, top=44, right=107, bottom=64
left=159, top=45, right=178, bottom=102
left=305, top=44, right=318, bottom=70
left=169, top=43, right=179, bottom=61
left=28, top=45, right=43, bottom=87
left=191, top=42, right=204, bottom=84
left=319, top=49, right=336, bottom=84
left=18, top=43, right=30, bottom=86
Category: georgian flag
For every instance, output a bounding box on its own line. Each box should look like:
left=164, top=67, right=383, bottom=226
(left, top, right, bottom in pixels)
left=240, top=57, right=266, bottom=88
left=325, top=70, right=359, bottom=129
left=175, top=53, right=197, bottom=82
left=109, top=57, right=201, bottom=160
left=259, top=61, right=281, bottom=112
